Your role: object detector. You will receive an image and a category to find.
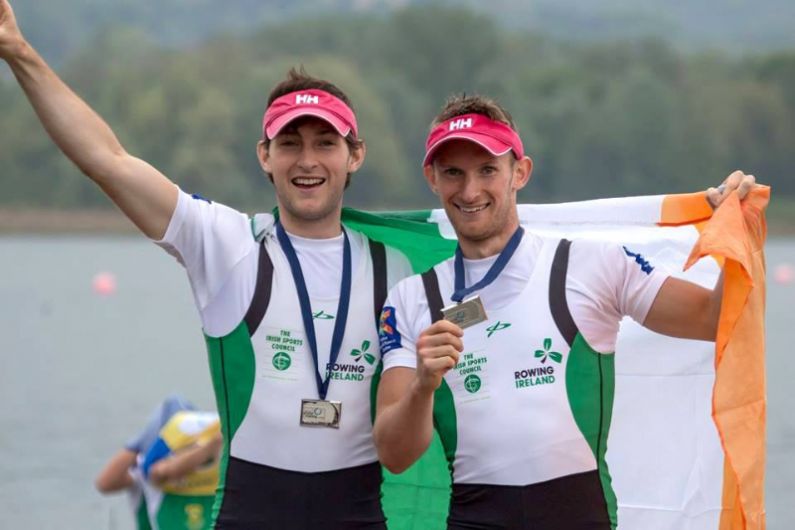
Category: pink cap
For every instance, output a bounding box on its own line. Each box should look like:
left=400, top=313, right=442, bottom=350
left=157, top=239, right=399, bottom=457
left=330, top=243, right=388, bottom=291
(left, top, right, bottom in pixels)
left=262, top=89, right=358, bottom=140
left=423, top=113, right=524, bottom=166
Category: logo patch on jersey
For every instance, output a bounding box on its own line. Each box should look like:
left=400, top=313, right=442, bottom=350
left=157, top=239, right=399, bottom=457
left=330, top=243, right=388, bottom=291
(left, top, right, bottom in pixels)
left=322, top=341, right=375, bottom=381
left=272, top=351, right=292, bottom=371
left=453, top=350, right=490, bottom=400
left=190, top=193, right=212, bottom=203
left=185, top=503, right=206, bottom=529
left=486, top=320, right=511, bottom=338
left=514, top=338, right=563, bottom=389
left=534, top=338, right=562, bottom=364
left=350, top=340, right=376, bottom=365
left=313, top=310, right=335, bottom=320
left=623, top=246, right=654, bottom=274
left=464, top=374, right=482, bottom=394
left=379, top=306, right=402, bottom=353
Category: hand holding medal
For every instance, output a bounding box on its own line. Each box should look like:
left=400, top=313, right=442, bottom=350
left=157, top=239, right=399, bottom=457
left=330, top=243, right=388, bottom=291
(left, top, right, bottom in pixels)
left=415, top=320, right=464, bottom=393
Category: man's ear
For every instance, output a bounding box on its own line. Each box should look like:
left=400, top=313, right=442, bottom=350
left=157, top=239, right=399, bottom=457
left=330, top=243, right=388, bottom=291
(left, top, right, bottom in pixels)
left=512, top=156, right=533, bottom=192
left=256, top=141, right=271, bottom=173
left=347, top=139, right=367, bottom=173
left=423, top=164, right=438, bottom=194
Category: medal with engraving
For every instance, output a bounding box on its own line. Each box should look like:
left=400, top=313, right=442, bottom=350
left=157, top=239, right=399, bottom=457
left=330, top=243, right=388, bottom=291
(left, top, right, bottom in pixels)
left=447, top=226, right=524, bottom=328
left=442, top=296, right=488, bottom=330
left=276, top=221, right=351, bottom=428
left=300, top=399, right=342, bottom=428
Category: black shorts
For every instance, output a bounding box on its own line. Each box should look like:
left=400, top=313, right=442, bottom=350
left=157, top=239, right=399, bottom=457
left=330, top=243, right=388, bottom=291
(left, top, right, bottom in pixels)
left=214, top=457, right=386, bottom=529
left=447, top=470, right=613, bottom=530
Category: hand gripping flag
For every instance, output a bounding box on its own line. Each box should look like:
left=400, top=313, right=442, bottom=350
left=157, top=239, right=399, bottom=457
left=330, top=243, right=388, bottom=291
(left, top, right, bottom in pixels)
left=342, top=187, right=768, bottom=530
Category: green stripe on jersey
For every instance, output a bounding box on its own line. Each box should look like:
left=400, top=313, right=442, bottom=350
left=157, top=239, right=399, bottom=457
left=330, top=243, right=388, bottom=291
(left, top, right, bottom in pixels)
left=565, top=332, right=618, bottom=529
left=136, top=497, right=152, bottom=530
left=204, top=323, right=256, bottom=526
left=156, top=494, right=215, bottom=530
left=432, top=379, right=458, bottom=473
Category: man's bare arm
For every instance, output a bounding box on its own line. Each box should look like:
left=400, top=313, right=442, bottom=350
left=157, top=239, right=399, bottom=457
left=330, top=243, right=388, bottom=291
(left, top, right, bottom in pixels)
left=95, top=449, right=136, bottom=493
left=0, top=0, right=177, bottom=239
left=643, top=276, right=721, bottom=341
left=373, top=320, right=463, bottom=473
left=373, top=367, right=436, bottom=474
left=149, top=433, right=222, bottom=486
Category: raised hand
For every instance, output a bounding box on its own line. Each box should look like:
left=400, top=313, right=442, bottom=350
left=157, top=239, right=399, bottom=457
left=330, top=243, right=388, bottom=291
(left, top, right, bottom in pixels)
left=706, top=170, right=758, bottom=209
left=0, top=0, right=23, bottom=62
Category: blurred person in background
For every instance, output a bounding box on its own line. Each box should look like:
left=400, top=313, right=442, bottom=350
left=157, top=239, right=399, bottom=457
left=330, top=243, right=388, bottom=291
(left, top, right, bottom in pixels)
left=96, top=395, right=222, bottom=530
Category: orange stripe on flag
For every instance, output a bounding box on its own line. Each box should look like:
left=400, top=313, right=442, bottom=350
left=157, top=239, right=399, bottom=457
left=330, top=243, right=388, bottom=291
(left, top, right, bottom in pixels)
left=660, top=192, right=714, bottom=226
left=720, top=457, right=745, bottom=529
left=685, top=187, right=769, bottom=530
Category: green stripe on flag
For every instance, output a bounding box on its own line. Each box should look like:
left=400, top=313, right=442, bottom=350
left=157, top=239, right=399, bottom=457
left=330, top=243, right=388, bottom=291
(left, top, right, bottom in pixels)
left=342, top=208, right=456, bottom=273
left=343, top=207, right=455, bottom=529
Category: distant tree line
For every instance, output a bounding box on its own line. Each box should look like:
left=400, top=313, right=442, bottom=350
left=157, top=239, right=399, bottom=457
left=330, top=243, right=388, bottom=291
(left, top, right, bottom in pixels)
left=1, top=6, right=793, bottom=213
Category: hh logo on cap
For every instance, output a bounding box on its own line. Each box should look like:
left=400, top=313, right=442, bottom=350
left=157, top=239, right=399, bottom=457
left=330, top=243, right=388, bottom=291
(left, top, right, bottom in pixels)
left=295, top=94, right=319, bottom=105
left=449, top=117, right=473, bottom=131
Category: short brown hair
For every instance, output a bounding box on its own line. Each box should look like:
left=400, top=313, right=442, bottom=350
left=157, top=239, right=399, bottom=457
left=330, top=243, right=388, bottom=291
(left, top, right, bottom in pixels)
left=431, top=94, right=517, bottom=131
left=263, top=67, right=360, bottom=152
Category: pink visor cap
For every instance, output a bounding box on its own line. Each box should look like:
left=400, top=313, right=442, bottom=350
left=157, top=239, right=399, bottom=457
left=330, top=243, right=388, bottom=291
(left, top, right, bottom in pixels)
left=262, top=89, right=358, bottom=140
left=423, top=113, right=524, bottom=166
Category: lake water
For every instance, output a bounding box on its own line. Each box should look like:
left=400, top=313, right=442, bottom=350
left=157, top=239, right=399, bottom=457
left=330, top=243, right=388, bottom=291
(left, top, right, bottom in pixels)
left=0, top=236, right=793, bottom=529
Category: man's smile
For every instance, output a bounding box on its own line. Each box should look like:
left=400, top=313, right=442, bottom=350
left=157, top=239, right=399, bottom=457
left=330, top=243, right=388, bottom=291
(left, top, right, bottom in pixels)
left=456, top=203, right=490, bottom=214
left=291, top=176, right=326, bottom=189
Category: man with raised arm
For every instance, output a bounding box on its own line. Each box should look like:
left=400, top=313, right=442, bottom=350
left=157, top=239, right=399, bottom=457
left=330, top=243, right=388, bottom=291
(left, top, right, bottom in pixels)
left=372, top=94, right=757, bottom=530
left=0, top=1, right=411, bottom=527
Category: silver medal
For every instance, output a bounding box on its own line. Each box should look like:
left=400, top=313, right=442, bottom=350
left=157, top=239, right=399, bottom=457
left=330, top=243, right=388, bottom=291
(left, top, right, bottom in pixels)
left=441, top=295, right=488, bottom=329
left=300, top=399, right=342, bottom=428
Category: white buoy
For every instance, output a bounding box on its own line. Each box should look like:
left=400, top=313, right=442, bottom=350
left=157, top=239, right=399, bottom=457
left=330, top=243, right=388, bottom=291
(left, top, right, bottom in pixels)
left=773, top=264, right=794, bottom=285
left=92, top=272, right=117, bottom=296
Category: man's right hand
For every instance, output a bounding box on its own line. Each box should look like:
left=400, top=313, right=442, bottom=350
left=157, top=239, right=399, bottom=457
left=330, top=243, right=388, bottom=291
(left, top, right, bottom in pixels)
left=415, top=319, right=464, bottom=394
left=0, top=0, right=23, bottom=61
left=373, top=319, right=464, bottom=474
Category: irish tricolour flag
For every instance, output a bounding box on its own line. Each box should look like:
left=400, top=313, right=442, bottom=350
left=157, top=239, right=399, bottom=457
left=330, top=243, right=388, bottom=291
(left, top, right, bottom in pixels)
left=343, top=187, right=768, bottom=530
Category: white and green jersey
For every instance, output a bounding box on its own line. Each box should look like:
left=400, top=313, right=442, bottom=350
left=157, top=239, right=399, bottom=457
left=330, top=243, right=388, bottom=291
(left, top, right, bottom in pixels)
left=135, top=411, right=220, bottom=530
left=127, top=482, right=152, bottom=530
left=155, top=190, right=411, bottom=522
left=380, top=232, right=668, bottom=524
left=135, top=467, right=216, bottom=530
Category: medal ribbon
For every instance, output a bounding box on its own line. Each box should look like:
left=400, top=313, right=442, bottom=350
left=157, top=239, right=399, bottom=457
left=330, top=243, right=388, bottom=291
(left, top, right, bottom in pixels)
left=276, top=221, right=351, bottom=401
left=452, top=226, right=524, bottom=303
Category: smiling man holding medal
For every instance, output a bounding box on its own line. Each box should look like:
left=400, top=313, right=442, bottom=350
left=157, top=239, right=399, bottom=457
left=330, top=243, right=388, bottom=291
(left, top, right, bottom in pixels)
left=0, top=1, right=413, bottom=526
left=372, top=94, right=757, bottom=530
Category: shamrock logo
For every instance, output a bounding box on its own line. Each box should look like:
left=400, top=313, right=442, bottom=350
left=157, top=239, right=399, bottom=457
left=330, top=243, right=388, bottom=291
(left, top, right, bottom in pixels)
left=534, top=338, right=562, bottom=364
left=351, top=340, right=376, bottom=365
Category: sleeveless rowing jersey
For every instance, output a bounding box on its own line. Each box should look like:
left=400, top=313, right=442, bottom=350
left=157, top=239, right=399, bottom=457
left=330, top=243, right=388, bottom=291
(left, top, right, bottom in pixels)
left=155, top=190, right=412, bottom=527
left=381, top=232, right=668, bottom=528
left=208, top=222, right=393, bottom=472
